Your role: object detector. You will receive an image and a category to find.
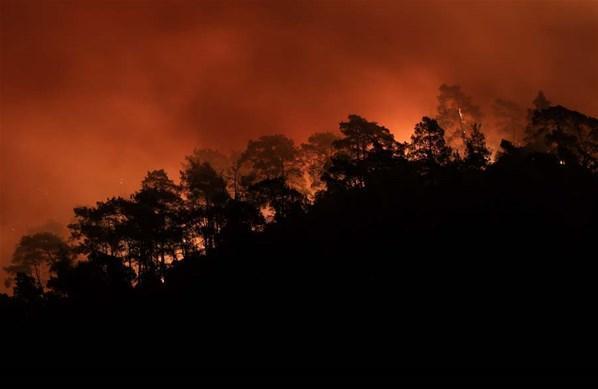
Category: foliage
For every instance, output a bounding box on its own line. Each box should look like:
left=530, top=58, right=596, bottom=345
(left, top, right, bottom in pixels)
left=4, top=232, right=71, bottom=290
left=3, top=97, right=597, bottom=369
left=408, top=116, right=452, bottom=166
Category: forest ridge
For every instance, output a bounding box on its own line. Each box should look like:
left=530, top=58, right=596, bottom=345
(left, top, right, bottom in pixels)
left=1, top=87, right=597, bottom=368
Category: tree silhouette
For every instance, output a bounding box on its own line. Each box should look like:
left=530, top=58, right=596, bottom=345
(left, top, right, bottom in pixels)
left=300, top=132, right=339, bottom=196
left=524, top=90, right=553, bottom=148
left=181, top=160, right=230, bottom=252
left=241, top=134, right=302, bottom=184
left=408, top=116, right=452, bottom=166
left=4, top=232, right=71, bottom=291
left=324, top=115, right=402, bottom=190
left=227, top=150, right=252, bottom=201
left=334, top=115, right=398, bottom=161
left=525, top=105, right=598, bottom=171
left=70, top=197, right=130, bottom=259
left=463, top=123, right=491, bottom=169
left=532, top=90, right=551, bottom=111
left=238, top=135, right=307, bottom=220
left=129, top=170, right=183, bottom=283
left=3, top=100, right=597, bottom=371
left=181, top=161, right=229, bottom=206
left=47, top=251, right=135, bottom=301
left=12, top=272, right=44, bottom=304
left=247, top=177, right=307, bottom=221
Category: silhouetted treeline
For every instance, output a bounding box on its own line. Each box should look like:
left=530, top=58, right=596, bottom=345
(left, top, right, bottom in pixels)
left=1, top=90, right=597, bottom=369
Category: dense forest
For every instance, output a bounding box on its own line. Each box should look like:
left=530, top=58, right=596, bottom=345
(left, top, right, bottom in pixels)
left=1, top=87, right=597, bottom=369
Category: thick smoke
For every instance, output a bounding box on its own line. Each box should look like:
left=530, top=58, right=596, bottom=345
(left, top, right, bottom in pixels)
left=1, top=0, right=597, bottom=288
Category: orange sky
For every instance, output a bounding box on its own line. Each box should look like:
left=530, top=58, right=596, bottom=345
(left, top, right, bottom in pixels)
left=1, top=0, right=597, bottom=288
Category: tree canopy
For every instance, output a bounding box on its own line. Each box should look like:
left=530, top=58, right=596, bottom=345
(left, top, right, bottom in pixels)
left=2, top=90, right=597, bottom=370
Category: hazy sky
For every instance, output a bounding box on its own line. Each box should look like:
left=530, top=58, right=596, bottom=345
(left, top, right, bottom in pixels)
left=1, top=0, right=597, bottom=287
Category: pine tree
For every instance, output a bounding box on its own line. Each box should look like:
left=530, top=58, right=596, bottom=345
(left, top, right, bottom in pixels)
left=463, top=123, right=491, bottom=169
left=408, top=117, right=452, bottom=166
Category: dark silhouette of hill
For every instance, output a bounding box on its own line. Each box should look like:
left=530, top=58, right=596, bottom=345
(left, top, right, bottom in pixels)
left=1, top=96, right=597, bottom=371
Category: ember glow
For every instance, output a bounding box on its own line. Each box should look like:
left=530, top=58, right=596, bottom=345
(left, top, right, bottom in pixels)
left=1, top=0, right=597, bottom=288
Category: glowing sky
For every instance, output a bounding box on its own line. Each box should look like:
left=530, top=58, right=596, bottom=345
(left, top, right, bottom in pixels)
left=1, top=0, right=597, bottom=287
